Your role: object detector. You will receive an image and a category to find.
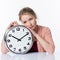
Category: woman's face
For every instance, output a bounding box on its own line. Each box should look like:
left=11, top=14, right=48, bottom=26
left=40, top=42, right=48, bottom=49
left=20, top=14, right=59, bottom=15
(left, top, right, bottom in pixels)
left=20, top=14, right=37, bottom=30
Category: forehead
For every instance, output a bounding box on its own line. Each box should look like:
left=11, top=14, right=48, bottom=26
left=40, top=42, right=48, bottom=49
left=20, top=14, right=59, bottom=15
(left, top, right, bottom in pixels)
left=21, top=14, right=34, bottom=21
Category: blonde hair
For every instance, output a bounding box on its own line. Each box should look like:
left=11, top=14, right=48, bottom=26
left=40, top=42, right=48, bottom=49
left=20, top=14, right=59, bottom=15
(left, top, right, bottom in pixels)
left=18, top=7, right=37, bottom=20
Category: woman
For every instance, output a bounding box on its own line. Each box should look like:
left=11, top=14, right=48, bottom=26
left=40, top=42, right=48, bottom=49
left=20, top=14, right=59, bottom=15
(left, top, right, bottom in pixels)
left=1, top=7, right=55, bottom=54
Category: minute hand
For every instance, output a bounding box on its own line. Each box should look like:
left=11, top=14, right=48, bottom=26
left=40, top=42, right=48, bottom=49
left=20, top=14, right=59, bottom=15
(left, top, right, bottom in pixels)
left=20, top=32, right=29, bottom=40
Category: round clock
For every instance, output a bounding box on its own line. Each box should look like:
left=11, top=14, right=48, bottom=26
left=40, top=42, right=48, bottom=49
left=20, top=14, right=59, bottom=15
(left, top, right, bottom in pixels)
left=4, top=25, right=33, bottom=54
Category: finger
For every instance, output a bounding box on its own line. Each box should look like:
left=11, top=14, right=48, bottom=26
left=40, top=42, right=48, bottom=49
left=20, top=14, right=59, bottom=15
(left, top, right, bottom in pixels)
left=7, top=21, right=18, bottom=29
left=12, top=21, right=18, bottom=26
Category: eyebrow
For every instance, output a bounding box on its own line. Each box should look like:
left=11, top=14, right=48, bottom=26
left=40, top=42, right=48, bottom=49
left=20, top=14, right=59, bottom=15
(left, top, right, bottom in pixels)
left=22, top=17, right=33, bottom=23
left=29, top=18, right=33, bottom=20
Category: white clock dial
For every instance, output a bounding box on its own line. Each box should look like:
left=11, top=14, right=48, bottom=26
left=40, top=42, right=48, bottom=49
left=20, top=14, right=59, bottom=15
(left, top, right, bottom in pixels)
left=4, top=25, right=33, bottom=54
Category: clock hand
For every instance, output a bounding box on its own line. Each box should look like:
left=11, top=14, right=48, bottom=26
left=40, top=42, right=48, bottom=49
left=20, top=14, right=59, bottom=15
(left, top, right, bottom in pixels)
left=19, top=32, right=29, bottom=40
left=12, top=36, right=21, bottom=41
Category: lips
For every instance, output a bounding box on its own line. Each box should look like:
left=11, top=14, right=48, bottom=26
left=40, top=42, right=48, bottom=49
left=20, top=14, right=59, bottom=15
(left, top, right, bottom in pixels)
left=29, top=26, right=33, bottom=28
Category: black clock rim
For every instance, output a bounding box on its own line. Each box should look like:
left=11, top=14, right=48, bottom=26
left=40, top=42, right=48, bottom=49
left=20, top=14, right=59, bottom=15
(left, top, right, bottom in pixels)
left=4, top=25, right=33, bottom=54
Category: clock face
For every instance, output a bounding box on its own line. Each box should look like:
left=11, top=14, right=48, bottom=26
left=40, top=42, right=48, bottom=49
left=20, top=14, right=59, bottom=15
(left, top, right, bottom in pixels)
left=4, top=25, right=33, bottom=54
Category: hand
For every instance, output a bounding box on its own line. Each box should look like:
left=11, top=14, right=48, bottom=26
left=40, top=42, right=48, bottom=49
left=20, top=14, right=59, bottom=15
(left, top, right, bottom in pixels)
left=7, top=21, right=18, bottom=29
left=28, top=28, right=37, bottom=37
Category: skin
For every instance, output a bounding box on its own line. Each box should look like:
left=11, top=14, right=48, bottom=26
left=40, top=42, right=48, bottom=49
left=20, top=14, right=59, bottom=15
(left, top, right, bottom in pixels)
left=1, top=14, right=55, bottom=54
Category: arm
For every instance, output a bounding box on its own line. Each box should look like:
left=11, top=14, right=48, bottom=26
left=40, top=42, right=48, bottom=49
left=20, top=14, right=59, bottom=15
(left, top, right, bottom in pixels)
left=29, top=27, right=55, bottom=54
left=1, top=39, right=9, bottom=54
left=1, top=21, right=18, bottom=54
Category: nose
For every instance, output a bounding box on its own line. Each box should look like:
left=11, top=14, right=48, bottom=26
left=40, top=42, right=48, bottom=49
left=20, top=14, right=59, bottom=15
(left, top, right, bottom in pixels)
left=28, top=22, right=32, bottom=27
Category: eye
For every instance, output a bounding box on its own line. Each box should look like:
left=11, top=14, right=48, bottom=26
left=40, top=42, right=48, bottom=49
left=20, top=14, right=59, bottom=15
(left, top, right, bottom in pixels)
left=29, top=18, right=33, bottom=21
left=23, top=21, right=27, bottom=24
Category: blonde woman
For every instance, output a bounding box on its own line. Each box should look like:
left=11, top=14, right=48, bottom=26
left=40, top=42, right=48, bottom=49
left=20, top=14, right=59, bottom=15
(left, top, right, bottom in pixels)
left=1, top=7, right=55, bottom=54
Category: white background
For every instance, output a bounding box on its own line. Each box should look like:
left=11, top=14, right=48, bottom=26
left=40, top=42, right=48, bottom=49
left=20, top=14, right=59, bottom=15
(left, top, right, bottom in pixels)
left=0, top=0, right=59, bottom=54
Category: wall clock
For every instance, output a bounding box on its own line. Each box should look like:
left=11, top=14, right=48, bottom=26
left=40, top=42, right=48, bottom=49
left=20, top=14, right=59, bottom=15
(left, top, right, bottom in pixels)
left=4, top=25, right=33, bottom=54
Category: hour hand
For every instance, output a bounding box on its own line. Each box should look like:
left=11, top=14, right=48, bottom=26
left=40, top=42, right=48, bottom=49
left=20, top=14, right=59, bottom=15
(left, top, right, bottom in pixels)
left=12, top=36, right=20, bottom=41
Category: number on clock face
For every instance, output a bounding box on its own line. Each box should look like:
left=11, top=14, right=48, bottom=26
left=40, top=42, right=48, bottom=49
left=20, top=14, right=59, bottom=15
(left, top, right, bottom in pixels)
left=12, top=30, right=15, bottom=33
left=28, top=37, right=31, bottom=40
left=7, top=39, right=10, bottom=42
left=16, top=27, right=20, bottom=31
left=19, top=49, right=21, bottom=52
left=9, top=44, right=12, bottom=48
left=13, top=48, right=16, bottom=51
left=9, top=34, right=12, bottom=37
left=23, top=29, right=24, bottom=31
left=27, top=42, right=30, bottom=45
left=4, top=25, right=33, bottom=54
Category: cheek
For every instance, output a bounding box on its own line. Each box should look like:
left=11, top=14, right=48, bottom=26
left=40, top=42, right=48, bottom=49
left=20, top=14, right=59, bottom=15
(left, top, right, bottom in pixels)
left=23, top=24, right=29, bottom=28
left=32, top=19, right=36, bottom=25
